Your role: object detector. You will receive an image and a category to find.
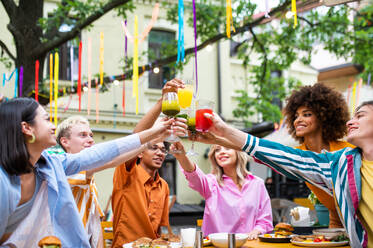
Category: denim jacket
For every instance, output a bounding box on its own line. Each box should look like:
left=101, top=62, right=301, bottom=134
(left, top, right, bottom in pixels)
left=0, top=134, right=141, bottom=247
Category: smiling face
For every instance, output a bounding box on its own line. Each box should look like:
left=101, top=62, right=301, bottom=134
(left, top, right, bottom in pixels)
left=139, top=142, right=167, bottom=171
left=214, top=145, right=237, bottom=169
left=28, top=106, right=57, bottom=149
left=293, top=106, right=321, bottom=139
left=60, top=123, right=94, bottom=154
left=346, top=105, right=373, bottom=147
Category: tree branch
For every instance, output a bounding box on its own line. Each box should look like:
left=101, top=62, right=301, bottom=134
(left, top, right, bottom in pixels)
left=31, top=0, right=131, bottom=57
left=0, top=39, right=16, bottom=61
left=44, top=0, right=76, bottom=41
left=298, top=16, right=373, bottom=44
left=0, top=0, right=17, bottom=19
left=71, top=0, right=293, bottom=90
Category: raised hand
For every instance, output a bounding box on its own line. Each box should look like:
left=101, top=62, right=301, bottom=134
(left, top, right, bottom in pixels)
left=203, top=112, right=228, bottom=137
left=170, top=142, right=186, bottom=156
left=189, top=131, right=217, bottom=145
left=173, top=117, right=188, bottom=137
left=151, top=117, right=173, bottom=139
left=162, top=78, right=184, bottom=94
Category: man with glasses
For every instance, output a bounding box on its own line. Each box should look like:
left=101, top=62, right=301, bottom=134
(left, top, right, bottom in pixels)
left=111, top=79, right=187, bottom=247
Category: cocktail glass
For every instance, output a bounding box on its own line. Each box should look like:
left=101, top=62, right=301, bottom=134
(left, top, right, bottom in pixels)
left=162, top=92, right=181, bottom=143
left=195, top=99, right=214, bottom=132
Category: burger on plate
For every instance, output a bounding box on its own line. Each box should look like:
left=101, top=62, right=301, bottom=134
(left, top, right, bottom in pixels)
left=132, top=237, right=152, bottom=248
left=274, top=223, right=294, bottom=237
left=151, top=238, right=170, bottom=248
left=38, top=236, right=61, bottom=248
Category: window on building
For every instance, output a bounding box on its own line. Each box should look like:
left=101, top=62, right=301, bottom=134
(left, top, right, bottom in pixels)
left=148, top=30, right=176, bottom=89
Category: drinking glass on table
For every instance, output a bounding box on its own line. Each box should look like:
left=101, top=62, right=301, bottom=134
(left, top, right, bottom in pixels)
left=162, top=92, right=181, bottom=143
left=196, top=99, right=214, bottom=132
left=180, top=228, right=196, bottom=248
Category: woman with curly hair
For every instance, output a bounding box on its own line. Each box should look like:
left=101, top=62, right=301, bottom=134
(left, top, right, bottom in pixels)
left=283, top=82, right=354, bottom=228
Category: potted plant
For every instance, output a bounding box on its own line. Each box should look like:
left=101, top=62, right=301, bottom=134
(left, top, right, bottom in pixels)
left=308, top=192, right=329, bottom=226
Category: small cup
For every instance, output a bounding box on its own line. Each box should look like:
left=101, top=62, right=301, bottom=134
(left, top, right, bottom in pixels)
left=180, top=228, right=196, bottom=248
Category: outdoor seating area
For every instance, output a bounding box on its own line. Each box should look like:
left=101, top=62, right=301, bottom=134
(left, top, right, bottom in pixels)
left=1, top=0, right=373, bottom=247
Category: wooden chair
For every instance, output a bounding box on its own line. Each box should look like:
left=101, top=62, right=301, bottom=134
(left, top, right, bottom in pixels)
left=101, top=221, right=114, bottom=248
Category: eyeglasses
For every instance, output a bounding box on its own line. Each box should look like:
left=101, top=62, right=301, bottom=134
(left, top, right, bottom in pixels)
left=148, top=145, right=167, bottom=154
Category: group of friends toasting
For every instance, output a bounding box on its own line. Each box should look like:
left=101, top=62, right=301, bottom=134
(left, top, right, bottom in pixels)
left=0, top=78, right=372, bottom=248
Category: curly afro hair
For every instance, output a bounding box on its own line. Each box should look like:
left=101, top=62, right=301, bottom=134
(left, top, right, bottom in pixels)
left=284, top=83, right=350, bottom=143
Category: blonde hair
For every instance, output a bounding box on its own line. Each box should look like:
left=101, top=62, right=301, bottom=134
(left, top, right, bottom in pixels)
left=208, top=145, right=250, bottom=187
left=56, top=116, right=90, bottom=148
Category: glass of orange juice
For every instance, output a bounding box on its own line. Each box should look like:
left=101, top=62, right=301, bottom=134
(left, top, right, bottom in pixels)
left=178, top=79, right=194, bottom=109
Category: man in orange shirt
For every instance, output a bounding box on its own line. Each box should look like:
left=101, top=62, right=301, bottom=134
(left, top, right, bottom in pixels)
left=112, top=79, right=187, bottom=247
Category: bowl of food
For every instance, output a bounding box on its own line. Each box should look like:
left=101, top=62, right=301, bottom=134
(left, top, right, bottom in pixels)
left=208, top=233, right=248, bottom=248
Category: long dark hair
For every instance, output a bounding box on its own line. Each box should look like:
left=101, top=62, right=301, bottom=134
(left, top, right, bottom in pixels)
left=0, top=98, right=39, bottom=175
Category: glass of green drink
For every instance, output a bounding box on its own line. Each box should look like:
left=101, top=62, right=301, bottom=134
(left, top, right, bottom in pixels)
left=186, top=107, right=198, bottom=156
left=161, top=92, right=181, bottom=143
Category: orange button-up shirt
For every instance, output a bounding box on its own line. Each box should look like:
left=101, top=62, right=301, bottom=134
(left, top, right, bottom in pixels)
left=112, top=161, right=169, bottom=247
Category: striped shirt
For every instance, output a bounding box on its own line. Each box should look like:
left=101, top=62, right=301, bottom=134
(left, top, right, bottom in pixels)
left=242, top=133, right=368, bottom=248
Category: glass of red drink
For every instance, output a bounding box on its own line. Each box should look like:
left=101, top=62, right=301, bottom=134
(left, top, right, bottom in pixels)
left=195, top=99, right=214, bottom=132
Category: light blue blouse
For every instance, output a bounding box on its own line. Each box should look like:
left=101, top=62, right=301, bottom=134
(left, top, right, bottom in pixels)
left=0, top=134, right=141, bottom=248
left=5, top=172, right=42, bottom=234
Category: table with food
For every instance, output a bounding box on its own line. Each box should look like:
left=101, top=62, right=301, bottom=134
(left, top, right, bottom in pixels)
left=122, top=223, right=351, bottom=248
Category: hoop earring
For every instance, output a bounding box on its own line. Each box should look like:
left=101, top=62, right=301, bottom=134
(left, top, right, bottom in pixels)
left=28, top=134, right=36, bottom=144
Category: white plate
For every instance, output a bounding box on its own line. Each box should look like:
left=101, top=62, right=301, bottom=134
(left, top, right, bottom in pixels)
left=122, top=241, right=181, bottom=248
left=122, top=242, right=133, bottom=248
left=169, top=242, right=182, bottom=248
left=291, top=240, right=349, bottom=247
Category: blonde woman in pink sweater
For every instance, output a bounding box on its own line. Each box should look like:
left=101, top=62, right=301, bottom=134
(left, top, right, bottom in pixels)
left=172, top=142, right=273, bottom=239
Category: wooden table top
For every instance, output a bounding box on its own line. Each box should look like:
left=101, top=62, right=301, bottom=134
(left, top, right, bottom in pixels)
left=206, top=239, right=350, bottom=248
